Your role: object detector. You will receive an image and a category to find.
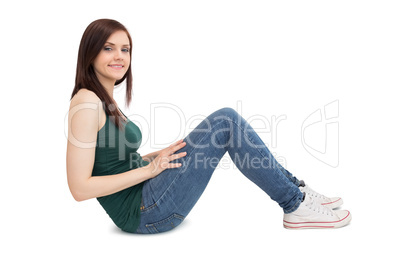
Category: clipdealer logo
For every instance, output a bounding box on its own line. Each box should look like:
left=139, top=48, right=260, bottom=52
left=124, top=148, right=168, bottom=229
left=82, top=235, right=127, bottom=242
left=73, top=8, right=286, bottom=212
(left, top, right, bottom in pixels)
left=301, top=100, right=339, bottom=168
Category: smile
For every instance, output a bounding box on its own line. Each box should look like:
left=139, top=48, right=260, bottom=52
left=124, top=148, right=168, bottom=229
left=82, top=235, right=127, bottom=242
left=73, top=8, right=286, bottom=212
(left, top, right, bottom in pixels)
left=108, top=64, right=124, bottom=69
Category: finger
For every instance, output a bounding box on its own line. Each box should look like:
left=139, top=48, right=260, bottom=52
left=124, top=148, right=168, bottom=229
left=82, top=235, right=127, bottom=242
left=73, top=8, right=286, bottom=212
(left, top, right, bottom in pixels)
left=169, top=152, right=187, bottom=161
left=167, top=163, right=182, bottom=169
left=170, top=139, right=183, bottom=147
left=167, top=140, right=183, bottom=153
left=167, top=142, right=186, bottom=155
left=173, top=141, right=186, bottom=152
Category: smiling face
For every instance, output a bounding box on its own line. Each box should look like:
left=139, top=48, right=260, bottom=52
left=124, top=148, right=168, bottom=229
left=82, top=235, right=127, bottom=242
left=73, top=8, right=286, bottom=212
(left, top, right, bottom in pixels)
left=93, top=30, right=131, bottom=88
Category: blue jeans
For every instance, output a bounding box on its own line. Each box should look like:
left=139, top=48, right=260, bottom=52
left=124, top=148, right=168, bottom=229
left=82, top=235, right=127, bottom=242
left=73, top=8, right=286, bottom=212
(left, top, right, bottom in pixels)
left=135, top=108, right=303, bottom=234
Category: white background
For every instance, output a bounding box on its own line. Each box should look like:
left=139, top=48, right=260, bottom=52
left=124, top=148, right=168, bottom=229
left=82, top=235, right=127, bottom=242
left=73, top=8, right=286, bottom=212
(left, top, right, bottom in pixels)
left=1, top=0, right=401, bottom=267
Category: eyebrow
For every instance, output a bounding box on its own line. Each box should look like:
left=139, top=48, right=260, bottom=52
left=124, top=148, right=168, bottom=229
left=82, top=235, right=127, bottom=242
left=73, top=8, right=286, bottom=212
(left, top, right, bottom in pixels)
left=105, top=42, right=130, bottom=47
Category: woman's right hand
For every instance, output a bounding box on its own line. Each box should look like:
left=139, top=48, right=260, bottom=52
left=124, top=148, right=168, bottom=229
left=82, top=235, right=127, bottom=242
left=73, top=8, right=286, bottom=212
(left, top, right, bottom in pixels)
left=145, top=139, right=187, bottom=178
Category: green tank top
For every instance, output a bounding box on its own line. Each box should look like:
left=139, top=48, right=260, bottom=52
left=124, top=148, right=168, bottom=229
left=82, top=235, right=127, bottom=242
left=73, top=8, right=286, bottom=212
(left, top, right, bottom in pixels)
left=91, top=109, right=149, bottom=233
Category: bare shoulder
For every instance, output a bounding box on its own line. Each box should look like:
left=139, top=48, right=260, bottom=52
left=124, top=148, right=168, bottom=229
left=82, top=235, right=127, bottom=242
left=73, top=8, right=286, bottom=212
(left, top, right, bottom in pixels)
left=68, top=88, right=105, bottom=135
left=70, top=88, right=101, bottom=107
left=69, top=88, right=104, bottom=120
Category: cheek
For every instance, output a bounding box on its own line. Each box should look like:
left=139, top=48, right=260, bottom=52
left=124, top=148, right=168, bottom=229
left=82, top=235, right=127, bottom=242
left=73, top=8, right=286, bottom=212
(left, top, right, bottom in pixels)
left=125, top=55, right=131, bottom=68
left=93, top=57, right=105, bottom=70
left=92, top=60, right=101, bottom=72
left=95, top=52, right=112, bottom=66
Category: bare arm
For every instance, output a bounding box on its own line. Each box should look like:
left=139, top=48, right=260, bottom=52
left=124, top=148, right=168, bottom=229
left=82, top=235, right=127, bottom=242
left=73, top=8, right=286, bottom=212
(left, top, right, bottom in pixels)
left=66, top=90, right=154, bottom=201
left=66, top=89, right=187, bottom=202
left=67, top=161, right=152, bottom=202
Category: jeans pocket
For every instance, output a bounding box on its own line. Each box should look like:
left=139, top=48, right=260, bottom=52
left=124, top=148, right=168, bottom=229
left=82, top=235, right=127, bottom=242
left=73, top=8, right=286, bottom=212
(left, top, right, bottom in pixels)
left=145, top=213, right=185, bottom=234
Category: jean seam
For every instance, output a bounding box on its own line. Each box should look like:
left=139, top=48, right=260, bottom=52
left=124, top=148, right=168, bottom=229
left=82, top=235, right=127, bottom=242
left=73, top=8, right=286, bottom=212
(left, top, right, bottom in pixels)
left=141, top=202, right=158, bottom=212
left=225, top=117, right=291, bottom=185
left=145, top=213, right=185, bottom=233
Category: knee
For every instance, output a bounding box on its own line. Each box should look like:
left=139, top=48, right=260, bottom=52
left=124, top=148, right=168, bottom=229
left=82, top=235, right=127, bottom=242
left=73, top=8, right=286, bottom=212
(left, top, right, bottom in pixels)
left=206, top=107, right=242, bottom=129
left=213, top=107, right=239, bottom=120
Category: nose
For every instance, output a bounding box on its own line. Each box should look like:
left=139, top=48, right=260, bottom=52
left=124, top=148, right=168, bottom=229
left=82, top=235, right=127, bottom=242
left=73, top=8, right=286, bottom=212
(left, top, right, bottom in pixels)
left=114, top=50, right=124, bottom=61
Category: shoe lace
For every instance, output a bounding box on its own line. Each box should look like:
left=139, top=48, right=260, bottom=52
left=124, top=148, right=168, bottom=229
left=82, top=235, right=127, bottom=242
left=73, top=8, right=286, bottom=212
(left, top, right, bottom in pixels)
left=306, top=196, right=334, bottom=216
left=304, top=185, right=327, bottom=200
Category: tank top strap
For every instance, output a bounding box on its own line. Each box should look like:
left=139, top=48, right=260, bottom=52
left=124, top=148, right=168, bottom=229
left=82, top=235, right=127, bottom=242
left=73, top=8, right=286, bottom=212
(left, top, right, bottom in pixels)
left=118, top=108, right=129, bottom=122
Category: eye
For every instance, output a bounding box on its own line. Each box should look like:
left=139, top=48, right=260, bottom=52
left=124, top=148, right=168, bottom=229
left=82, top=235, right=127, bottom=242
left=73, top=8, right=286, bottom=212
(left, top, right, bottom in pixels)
left=122, top=48, right=130, bottom=53
left=103, top=46, right=112, bottom=51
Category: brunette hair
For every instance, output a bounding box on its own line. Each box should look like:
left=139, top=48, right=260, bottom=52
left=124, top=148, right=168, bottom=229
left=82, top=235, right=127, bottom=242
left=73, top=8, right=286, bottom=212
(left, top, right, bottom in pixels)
left=71, top=19, right=133, bottom=128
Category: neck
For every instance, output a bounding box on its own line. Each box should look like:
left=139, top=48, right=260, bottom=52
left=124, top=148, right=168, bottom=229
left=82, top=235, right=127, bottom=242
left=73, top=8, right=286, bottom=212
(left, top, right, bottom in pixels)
left=105, top=84, right=115, bottom=99
left=98, top=76, right=116, bottom=99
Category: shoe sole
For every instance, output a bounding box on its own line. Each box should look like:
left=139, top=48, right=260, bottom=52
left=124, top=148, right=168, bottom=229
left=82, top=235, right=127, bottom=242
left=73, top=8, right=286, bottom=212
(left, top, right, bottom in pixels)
left=283, top=210, right=351, bottom=229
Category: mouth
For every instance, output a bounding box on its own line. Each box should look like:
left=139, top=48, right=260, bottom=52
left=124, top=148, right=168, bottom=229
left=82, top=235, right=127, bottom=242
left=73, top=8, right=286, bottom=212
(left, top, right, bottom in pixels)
left=108, top=64, right=124, bottom=69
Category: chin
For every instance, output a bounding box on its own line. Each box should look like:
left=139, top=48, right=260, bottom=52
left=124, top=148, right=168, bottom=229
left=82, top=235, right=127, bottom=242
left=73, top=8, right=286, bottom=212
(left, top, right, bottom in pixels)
left=110, top=72, right=126, bottom=81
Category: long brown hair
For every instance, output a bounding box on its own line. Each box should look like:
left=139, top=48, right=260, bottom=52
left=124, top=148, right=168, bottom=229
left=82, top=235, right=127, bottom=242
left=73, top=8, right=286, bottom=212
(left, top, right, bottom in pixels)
left=71, top=19, right=133, bottom=129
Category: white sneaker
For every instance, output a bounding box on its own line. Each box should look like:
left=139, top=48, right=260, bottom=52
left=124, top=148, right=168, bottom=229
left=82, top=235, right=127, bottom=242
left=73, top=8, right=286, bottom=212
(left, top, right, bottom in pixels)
left=299, top=182, right=343, bottom=209
left=283, top=195, right=352, bottom=229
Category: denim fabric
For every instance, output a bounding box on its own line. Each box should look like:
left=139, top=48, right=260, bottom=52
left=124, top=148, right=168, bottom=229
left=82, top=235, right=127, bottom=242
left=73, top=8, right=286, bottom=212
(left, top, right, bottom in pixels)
left=135, top=108, right=303, bottom=234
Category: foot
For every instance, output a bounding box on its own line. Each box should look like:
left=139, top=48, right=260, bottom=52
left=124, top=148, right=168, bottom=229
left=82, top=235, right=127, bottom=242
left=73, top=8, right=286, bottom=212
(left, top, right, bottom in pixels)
left=299, top=180, right=343, bottom=209
left=283, top=195, right=351, bottom=229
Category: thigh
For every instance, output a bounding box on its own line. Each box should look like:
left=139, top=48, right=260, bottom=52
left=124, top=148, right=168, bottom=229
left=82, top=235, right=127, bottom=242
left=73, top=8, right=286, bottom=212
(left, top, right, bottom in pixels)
left=136, top=110, right=231, bottom=233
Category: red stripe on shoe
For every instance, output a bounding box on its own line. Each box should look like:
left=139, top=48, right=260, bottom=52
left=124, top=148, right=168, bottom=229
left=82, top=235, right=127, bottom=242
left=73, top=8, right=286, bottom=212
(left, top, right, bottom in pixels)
left=284, top=225, right=335, bottom=229
left=283, top=211, right=350, bottom=225
left=321, top=198, right=341, bottom=206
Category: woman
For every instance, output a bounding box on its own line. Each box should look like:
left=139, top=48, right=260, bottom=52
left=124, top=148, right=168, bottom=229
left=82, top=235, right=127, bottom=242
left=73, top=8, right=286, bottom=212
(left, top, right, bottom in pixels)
left=66, top=19, right=351, bottom=233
